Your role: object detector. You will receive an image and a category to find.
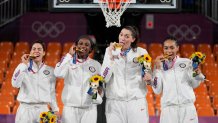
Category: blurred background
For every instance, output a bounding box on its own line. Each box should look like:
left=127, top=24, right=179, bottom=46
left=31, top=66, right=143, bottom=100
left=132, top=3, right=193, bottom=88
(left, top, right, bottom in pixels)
left=0, top=0, right=218, bottom=123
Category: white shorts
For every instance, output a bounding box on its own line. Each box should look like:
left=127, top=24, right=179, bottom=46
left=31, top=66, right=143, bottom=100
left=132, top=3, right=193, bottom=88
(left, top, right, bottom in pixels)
left=160, top=103, right=198, bottom=123
left=15, top=103, right=48, bottom=123
left=105, top=98, right=149, bottom=123
left=62, top=105, right=97, bottom=123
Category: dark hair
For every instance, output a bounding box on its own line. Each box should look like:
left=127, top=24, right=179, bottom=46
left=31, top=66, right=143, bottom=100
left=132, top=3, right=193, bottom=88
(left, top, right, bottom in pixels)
left=163, top=36, right=179, bottom=46
left=31, top=40, right=46, bottom=52
left=76, top=35, right=95, bottom=52
left=122, top=26, right=139, bottom=51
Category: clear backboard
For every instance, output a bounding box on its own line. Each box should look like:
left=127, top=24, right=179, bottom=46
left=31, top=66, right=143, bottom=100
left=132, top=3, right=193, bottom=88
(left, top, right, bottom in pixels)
left=49, top=0, right=180, bottom=12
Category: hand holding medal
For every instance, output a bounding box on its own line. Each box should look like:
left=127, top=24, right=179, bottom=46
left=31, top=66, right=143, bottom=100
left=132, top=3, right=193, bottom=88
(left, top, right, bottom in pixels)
left=154, top=54, right=170, bottom=70
left=69, top=45, right=85, bottom=56
left=69, top=45, right=86, bottom=64
left=75, top=47, right=84, bottom=53
left=162, top=54, right=172, bottom=71
left=29, top=54, right=37, bottom=59
left=21, top=54, right=39, bottom=65
left=108, top=42, right=122, bottom=60
left=114, top=42, right=122, bottom=49
left=112, top=42, right=122, bottom=56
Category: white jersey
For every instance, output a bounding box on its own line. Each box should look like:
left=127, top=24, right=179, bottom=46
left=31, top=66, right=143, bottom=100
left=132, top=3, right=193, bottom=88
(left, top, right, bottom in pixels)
left=101, top=47, right=148, bottom=101
left=11, top=62, right=59, bottom=112
left=54, top=53, right=102, bottom=107
left=152, top=57, right=205, bottom=108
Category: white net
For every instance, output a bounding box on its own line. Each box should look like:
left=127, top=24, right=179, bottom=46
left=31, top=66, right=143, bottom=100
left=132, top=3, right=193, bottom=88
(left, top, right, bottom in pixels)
left=98, top=0, right=131, bottom=28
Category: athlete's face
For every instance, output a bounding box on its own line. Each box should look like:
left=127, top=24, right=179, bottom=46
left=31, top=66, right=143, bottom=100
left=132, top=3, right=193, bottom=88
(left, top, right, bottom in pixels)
left=163, top=40, right=179, bottom=61
left=30, top=43, right=45, bottom=62
left=77, top=38, right=92, bottom=58
left=118, top=28, right=135, bottom=50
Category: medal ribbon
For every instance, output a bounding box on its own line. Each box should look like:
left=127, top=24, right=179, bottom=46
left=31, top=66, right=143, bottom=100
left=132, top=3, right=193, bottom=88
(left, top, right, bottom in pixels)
left=120, top=48, right=131, bottom=56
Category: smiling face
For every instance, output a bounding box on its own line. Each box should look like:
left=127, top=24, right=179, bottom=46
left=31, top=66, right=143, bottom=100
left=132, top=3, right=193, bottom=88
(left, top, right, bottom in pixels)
left=30, top=43, right=45, bottom=63
left=76, top=38, right=92, bottom=59
left=163, top=39, right=179, bottom=61
left=118, top=28, right=135, bottom=51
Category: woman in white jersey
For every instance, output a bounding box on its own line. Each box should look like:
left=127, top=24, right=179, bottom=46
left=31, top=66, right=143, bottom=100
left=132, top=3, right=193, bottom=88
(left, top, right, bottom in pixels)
left=12, top=40, right=59, bottom=123
left=54, top=35, right=102, bottom=123
left=101, top=26, right=152, bottom=123
left=152, top=37, right=205, bottom=123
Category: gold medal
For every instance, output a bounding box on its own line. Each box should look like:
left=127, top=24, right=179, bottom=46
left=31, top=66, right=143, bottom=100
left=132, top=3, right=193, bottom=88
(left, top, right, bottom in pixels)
left=74, top=47, right=84, bottom=52
left=163, top=54, right=169, bottom=59
left=29, top=55, right=37, bottom=59
left=114, top=43, right=122, bottom=49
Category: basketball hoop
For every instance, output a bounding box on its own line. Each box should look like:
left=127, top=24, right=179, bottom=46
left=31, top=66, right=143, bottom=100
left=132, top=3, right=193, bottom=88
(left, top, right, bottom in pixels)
left=97, top=0, right=133, bottom=28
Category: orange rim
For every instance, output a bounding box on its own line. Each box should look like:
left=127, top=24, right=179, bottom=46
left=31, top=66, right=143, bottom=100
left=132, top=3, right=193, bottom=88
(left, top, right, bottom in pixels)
left=99, top=0, right=129, bottom=2
left=99, top=0, right=130, bottom=9
left=108, top=3, right=121, bottom=9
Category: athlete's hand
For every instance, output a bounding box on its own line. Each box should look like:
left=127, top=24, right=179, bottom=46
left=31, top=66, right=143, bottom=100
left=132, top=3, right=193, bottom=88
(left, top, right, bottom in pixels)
left=109, top=42, right=116, bottom=51
left=194, top=67, right=202, bottom=75
left=154, top=55, right=164, bottom=69
left=69, top=44, right=76, bottom=56
left=143, top=73, right=152, bottom=83
left=21, top=54, right=30, bottom=65
left=108, top=42, right=116, bottom=59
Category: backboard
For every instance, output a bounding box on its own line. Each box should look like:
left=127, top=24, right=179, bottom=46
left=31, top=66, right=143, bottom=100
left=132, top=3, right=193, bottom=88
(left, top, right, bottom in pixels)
left=49, top=0, right=180, bottom=12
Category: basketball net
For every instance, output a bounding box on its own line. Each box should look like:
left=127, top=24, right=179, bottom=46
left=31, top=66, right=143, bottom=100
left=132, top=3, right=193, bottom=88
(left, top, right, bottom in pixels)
left=98, top=0, right=132, bottom=28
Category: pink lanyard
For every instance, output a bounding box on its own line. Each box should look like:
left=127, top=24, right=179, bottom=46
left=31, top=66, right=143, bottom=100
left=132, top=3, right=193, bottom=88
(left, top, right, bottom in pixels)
left=163, top=56, right=177, bottom=71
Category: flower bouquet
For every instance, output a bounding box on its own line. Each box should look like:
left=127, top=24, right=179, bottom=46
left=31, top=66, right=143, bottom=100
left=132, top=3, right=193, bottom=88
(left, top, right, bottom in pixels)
left=190, top=52, right=206, bottom=77
left=87, top=74, right=105, bottom=99
left=40, top=111, right=57, bottom=123
left=137, top=54, right=152, bottom=76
